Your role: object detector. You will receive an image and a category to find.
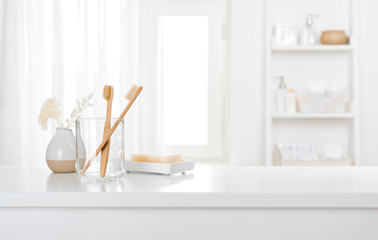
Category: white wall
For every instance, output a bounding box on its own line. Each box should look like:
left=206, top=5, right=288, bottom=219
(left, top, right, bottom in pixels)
left=230, top=0, right=378, bottom=165
left=359, top=0, right=378, bottom=165
left=230, top=0, right=265, bottom=165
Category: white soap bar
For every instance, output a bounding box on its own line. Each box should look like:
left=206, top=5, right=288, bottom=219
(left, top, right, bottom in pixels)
left=125, top=159, right=195, bottom=175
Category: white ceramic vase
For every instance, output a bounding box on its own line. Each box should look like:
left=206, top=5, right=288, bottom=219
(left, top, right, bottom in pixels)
left=46, top=127, right=76, bottom=173
left=76, top=121, right=86, bottom=169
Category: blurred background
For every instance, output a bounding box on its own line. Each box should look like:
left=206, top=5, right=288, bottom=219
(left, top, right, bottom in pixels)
left=1, top=0, right=378, bottom=166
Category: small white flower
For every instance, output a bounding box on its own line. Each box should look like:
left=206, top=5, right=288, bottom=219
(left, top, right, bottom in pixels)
left=38, top=92, right=93, bottom=130
left=38, top=98, right=63, bottom=130
left=64, top=92, right=94, bottom=128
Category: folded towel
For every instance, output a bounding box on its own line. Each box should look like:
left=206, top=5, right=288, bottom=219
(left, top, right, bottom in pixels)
left=323, top=142, right=343, bottom=159
left=326, top=82, right=344, bottom=97
left=307, top=81, right=344, bottom=98
left=307, top=83, right=326, bottom=97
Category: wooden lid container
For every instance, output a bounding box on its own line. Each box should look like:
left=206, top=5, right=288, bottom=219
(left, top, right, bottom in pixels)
left=320, top=30, right=349, bottom=45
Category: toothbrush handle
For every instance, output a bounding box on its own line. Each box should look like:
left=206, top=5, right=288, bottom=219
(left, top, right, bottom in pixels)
left=100, top=94, right=113, bottom=177
left=80, top=87, right=143, bottom=175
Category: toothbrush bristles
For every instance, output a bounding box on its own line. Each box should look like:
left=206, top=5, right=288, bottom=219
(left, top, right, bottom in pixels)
left=126, top=84, right=140, bottom=101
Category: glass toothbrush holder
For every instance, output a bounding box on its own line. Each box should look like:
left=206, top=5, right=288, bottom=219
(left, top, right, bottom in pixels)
left=76, top=118, right=125, bottom=182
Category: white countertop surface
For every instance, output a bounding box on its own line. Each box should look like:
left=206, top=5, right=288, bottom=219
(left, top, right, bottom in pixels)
left=2, top=162, right=378, bottom=208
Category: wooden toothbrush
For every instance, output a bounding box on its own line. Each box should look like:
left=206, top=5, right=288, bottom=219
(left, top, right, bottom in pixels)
left=80, top=84, right=143, bottom=175
left=100, top=85, right=114, bottom=177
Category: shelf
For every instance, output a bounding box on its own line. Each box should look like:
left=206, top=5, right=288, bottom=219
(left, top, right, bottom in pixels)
left=272, top=113, right=355, bottom=119
left=265, top=0, right=358, bottom=166
left=272, top=45, right=354, bottom=52
left=275, top=158, right=353, bottom=166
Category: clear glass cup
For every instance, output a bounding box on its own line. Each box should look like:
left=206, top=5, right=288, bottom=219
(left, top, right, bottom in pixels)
left=76, top=118, right=125, bottom=181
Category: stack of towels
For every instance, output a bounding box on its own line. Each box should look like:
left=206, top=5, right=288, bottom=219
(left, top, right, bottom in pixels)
left=276, top=142, right=344, bottom=161
left=307, top=80, right=344, bottom=98
left=276, top=142, right=318, bottom=161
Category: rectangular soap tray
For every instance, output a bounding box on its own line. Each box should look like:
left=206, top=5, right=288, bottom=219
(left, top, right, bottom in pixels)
left=124, top=159, right=195, bottom=175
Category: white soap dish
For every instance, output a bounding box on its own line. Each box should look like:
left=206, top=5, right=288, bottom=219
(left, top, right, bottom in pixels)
left=124, top=159, right=195, bottom=175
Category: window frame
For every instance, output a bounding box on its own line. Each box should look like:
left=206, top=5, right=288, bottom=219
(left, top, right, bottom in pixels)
left=158, top=0, right=228, bottom=160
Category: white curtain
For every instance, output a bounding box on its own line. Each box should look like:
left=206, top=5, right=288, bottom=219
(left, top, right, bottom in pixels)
left=0, top=0, right=161, bottom=166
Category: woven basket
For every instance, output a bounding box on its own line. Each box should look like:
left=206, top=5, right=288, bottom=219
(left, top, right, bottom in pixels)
left=297, top=93, right=347, bottom=114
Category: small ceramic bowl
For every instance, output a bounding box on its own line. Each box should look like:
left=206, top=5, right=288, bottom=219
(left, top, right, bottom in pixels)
left=320, top=30, right=349, bottom=45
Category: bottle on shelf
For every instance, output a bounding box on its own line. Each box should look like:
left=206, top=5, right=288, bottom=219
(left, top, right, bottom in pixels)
left=275, top=76, right=286, bottom=114
left=299, top=14, right=319, bottom=46
left=285, top=88, right=296, bottom=114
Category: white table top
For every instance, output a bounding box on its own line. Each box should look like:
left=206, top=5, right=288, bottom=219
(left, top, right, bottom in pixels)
left=1, top=162, right=378, bottom=208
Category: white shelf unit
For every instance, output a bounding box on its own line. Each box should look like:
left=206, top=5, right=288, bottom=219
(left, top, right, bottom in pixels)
left=264, top=0, right=359, bottom=166
left=272, top=45, right=354, bottom=52
left=272, top=113, right=355, bottom=119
